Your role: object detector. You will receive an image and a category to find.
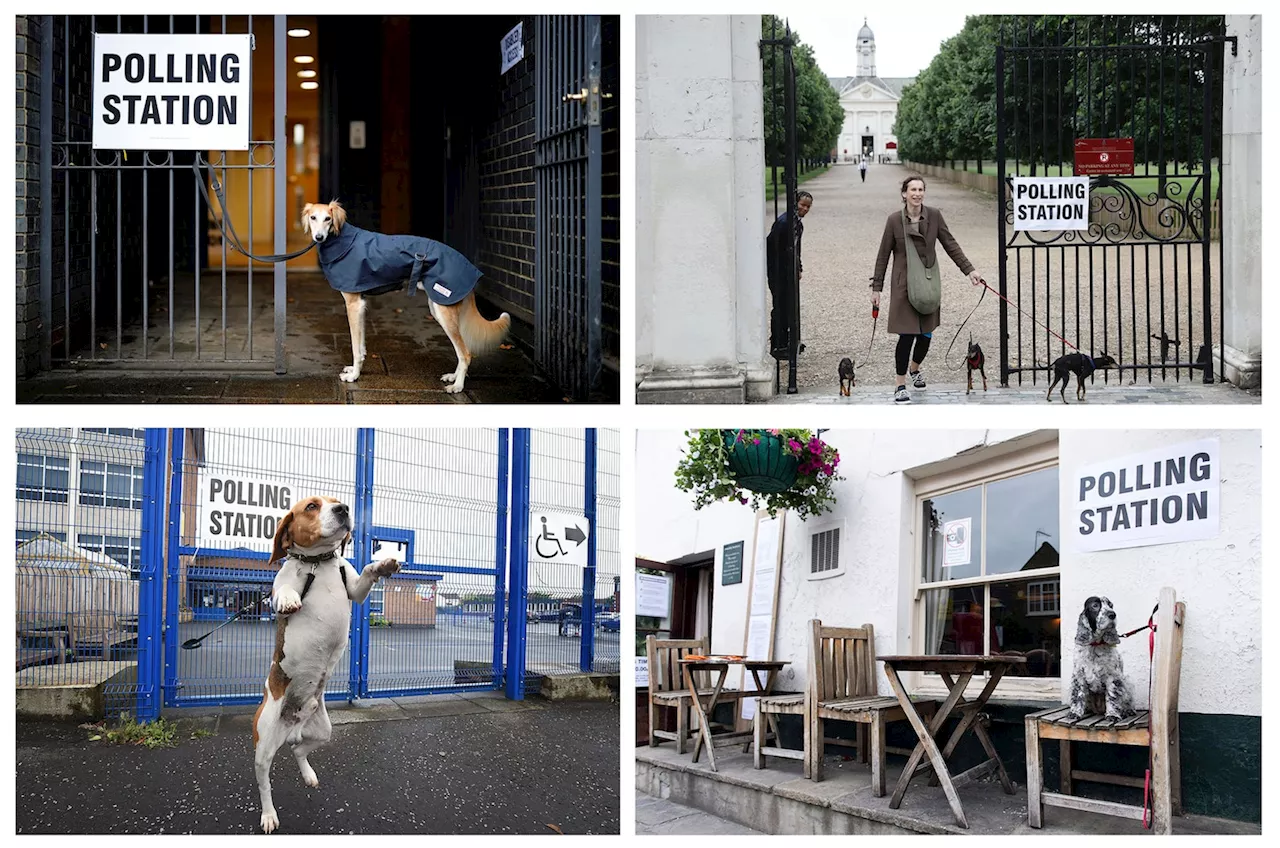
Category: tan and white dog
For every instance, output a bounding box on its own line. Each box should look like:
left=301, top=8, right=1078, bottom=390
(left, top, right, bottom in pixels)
left=301, top=201, right=510, bottom=394
left=253, top=496, right=399, bottom=834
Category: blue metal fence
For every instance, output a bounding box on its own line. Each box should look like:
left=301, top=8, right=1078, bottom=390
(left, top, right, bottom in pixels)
left=15, top=427, right=615, bottom=719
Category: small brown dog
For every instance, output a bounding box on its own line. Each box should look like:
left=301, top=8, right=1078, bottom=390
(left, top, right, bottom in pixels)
left=966, top=340, right=987, bottom=395
left=838, top=357, right=855, bottom=396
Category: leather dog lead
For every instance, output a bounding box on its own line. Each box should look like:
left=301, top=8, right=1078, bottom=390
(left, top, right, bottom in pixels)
left=192, top=160, right=318, bottom=264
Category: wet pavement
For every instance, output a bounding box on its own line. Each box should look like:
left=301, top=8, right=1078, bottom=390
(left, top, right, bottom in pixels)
left=16, top=695, right=619, bottom=834
left=770, top=375, right=1260, bottom=404
left=18, top=273, right=616, bottom=404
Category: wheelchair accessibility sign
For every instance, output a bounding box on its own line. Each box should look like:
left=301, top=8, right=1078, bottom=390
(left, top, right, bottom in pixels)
left=531, top=512, right=591, bottom=567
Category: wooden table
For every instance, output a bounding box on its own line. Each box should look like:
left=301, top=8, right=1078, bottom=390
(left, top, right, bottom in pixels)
left=680, top=658, right=788, bottom=772
left=878, top=654, right=1025, bottom=828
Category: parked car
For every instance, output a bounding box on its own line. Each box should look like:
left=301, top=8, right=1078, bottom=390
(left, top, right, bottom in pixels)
left=597, top=613, right=620, bottom=633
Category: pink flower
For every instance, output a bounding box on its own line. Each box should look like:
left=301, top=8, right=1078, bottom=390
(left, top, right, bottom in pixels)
left=752, top=437, right=760, bottom=445
left=769, top=429, right=780, bottom=436
left=788, top=439, right=802, bottom=452
left=738, top=496, right=749, bottom=505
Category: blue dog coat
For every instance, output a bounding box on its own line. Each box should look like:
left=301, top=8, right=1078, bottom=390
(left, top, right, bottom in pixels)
left=316, top=224, right=482, bottom=306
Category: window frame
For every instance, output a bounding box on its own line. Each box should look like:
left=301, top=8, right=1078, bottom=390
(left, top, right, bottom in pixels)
left=910, top=441, right=1061, bottom=702
left=78, top=459, right=145, bottom=510
left=17, top=453, right=71, bottom=503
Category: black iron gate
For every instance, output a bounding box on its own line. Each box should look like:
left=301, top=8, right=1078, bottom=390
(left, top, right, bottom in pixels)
left=36, top=14, right=288, bottom=373
left=534, top=15, right=604, bottom=401
left=762, top=17, right=800, bottom=394
left=995, top=16, right=1225, bottom=386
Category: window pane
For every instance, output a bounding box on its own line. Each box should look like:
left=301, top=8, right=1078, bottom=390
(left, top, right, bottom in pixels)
left=990, top=578, right=1062, bottom=677
left=920, top=585, right=991, bottom=655
left=922, top=485, right=982, bottom=582
left=985, top=467, right=1060, bottom=576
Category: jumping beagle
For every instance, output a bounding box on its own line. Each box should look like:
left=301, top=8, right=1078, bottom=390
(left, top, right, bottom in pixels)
left=253, top=496, right=399, bottom=834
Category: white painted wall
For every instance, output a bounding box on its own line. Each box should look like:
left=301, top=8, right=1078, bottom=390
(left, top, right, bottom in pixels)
left=637, top=428, right=1261, bottom=717
left=1058, top=430, right=1261, bottom=716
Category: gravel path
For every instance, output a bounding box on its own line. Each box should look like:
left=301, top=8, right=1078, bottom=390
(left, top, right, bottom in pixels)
left=771, top=162, right=1221, bottom=390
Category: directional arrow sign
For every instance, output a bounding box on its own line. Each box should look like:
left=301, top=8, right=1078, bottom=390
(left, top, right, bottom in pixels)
left=530, top=512, right=591, bottom=567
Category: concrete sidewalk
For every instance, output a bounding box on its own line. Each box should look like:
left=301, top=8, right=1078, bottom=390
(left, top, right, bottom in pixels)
left=636, top=790, right=763, bottom=834
left=769, top=377, right=1259, bottom=404
left=16, top=693, right=619, bottom=834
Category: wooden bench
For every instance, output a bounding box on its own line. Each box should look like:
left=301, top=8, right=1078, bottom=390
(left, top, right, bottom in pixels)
left=1026, top=587, right=1185, bottom=833
left=16, top=628, right=68, bottom=671
left=646, top=636, right=715, bottom=754
left=754, top=620, right=934, bottom=793
left=67, top=611, right=133, bottom=659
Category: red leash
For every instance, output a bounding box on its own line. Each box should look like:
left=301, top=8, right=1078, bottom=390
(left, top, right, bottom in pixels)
left=974, top=277, right=1081, bottom=352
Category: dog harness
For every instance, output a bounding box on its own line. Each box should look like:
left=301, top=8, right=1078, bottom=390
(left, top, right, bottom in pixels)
left=288, top=548, right=350, bottom=601
left=317, top=224, right=482, bottom=306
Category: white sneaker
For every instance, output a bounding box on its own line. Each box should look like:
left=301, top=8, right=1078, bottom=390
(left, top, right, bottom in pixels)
left=910, top=370, right=926, bottom=388
left=893, top=386, right=911, bottom=403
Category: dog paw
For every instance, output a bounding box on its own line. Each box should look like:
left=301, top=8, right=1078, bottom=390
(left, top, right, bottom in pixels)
left=1067, top=709, right=1085, bottom=721
left=440, top=373, right=456, bottom=383
left=275, top=589, right=303, bottom=615
left=300, top=764, right=320, bottom=788
left=339, top=366, right=362, bottom=383
left=445, top=383, right=465, bottom=394
left=261, top=810, right=279, bottom=834
left=373, top=558, right=400, bottom=577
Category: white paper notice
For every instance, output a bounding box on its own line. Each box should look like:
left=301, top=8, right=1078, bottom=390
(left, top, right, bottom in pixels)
left=943, top=517, right=972, bottom=567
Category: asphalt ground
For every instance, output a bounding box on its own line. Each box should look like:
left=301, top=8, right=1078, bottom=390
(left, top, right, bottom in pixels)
left=16, top=698, right=619, bottom=835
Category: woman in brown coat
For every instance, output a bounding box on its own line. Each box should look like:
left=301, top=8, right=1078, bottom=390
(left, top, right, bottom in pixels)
left=870, top=176, right=984, bottom=403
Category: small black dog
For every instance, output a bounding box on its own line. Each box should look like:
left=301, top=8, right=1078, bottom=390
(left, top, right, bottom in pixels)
left=965, top=340, right=987, bottom=395
left=1046, top=352, right=1119, bottom=403
left=838, top=357, right=855, bottom=396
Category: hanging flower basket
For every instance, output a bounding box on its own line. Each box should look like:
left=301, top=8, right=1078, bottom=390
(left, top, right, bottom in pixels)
left=720, top=430, right=798, bottom=493
left=674, top=429, right=843, bottom=519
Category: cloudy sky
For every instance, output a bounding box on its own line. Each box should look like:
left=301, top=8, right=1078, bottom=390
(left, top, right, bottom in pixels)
left=784, top=14, right=973, bottom=79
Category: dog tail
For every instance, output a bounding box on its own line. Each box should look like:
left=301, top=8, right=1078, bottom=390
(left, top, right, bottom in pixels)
left=459, top=295, right=511, bottom=356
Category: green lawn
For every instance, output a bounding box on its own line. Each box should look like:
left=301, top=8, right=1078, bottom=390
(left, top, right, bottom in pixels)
left=764, top=164, right=829, bottom=201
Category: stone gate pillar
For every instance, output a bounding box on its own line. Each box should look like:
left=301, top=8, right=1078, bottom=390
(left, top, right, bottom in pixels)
left=1218, top=15, right=1262, bottom=389
left=636, top=15, right=774, bottom=402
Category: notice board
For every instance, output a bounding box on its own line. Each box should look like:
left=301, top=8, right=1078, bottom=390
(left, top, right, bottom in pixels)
left=736, top=510, right=786, bottom=729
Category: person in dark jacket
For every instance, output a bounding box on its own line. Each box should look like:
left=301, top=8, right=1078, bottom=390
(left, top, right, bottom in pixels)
left=870, top=176, right=983, bottom=403
left=767, top=190, right=812, bottom=359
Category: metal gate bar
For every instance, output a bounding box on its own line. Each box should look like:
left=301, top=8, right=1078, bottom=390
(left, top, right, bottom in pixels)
left=995, top=16, right=1223, bottom=386
left=534, top=16, right=602, bottom=400
left=40, top=15, right=287, bottom=371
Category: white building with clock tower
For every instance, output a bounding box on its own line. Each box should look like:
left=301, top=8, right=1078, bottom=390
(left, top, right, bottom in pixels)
left=829, top=19, right=914, bottom=163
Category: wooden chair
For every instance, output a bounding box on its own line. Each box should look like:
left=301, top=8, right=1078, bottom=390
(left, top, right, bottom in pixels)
left=646, top=636, right=709, bottom=754
left=808, top=620, right=935, bottom=794
left=1026, top=587, right=1185, bottom=834
left=67, top=611, right=132, bottom=659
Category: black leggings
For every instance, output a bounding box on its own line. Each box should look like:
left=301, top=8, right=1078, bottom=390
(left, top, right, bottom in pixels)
left=895, top=333, right=932, bottom=376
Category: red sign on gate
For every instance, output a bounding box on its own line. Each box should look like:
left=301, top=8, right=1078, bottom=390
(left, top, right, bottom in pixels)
left=1074, top=138, right=1135, bottom=176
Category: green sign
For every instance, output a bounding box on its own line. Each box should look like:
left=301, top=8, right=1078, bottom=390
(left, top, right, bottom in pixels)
left=722, top=541, right=744, bottom=586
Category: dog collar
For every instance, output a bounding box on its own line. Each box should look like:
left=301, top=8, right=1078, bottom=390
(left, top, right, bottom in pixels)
left=289, top=548, right=340, bottom=564
left=1088, top=640, right=1116, bottom=647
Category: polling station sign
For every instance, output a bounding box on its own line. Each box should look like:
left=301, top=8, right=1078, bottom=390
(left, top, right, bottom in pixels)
left=93, top=34, right=252, bottom=151
left=1069, top=439, right=1219, bottom=553
left=1012, top=177, right=1090, bottom=231
left=198, top=474, right=293, bottom=547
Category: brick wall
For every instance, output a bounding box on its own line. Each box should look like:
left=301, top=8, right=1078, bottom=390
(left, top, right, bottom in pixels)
left=16, top=15, right=42, bottom=378
left=475, top=16, right=537, bottom=325
left=601, top=14, right=620, bottom=364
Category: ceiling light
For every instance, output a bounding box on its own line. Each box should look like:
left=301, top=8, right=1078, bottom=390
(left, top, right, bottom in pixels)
left=297, top=69, right=316, bottom=78
left=293, top=55, right=314, bottom=64
left=287, top=28, right=310, bottom=38
left=301, top=81, right=319, bottom=90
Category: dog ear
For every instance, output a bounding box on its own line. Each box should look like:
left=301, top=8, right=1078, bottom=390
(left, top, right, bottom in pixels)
left=1083, top=596, right=1101, bottom=633
left=330, top=200, right=346, bottom=233
left=300, top=203, right=314, bottom=235
left=271, top=510, right=295, bottom=566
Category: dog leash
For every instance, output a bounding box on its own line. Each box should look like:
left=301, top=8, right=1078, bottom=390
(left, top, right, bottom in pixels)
left=1095, top=603, right=1159, bottom=830
left=192, top=160, right=318, bottom=264
left=944, top=277, right=1085, bottom=370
